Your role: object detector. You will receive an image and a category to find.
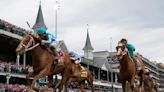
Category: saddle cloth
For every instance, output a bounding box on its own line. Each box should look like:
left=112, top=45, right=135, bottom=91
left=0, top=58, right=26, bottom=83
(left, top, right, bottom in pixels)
left=135, top=55, right=142, bottom=71
left=80, top=66, right=88, bottom=78
left=81, top=69, right=88, bottom=78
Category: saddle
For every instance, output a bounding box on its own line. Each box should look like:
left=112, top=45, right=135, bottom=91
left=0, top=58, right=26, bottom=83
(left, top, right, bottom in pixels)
left=135, top=55, right=142, bottom=71
left=80, top=67, right=87, bottom=78
left=72, top=62, right=87, bottom=78
left=54, top=50, right=65, bottom=64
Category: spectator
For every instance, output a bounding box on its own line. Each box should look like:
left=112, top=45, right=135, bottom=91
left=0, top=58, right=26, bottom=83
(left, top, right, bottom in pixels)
left=0, top=18, right=29, bottom=36
left=0, top=61, right=33, bottom=74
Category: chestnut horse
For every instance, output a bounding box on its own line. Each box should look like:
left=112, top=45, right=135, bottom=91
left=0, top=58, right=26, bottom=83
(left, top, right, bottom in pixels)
left=55, top=60, right=94, bottom=92
left=15, top=34, right=69, bottom=91
left=16, top=34, right=94, bottom=92
left=116, top=42, right=145, bottom=92
left=143, top=72, right=158, bottom=92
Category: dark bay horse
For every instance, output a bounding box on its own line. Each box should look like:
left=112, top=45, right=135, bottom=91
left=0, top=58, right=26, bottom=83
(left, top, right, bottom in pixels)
left=56, top=60, right=94, bottom=92
left=116, top=42, right=145, bottom=92
left=15, top=34, right=69, bottom=91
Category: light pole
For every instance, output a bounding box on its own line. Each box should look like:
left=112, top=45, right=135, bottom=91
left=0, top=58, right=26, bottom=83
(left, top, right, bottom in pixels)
left=110, top=37, right=113, bottom=52
left=98, top=65, right=101, bottom=91
left=54, top=0, right=60, bottom=39
left=54, top=0, right=60, bottom=85
left=109, top=37, right=114, bottom=92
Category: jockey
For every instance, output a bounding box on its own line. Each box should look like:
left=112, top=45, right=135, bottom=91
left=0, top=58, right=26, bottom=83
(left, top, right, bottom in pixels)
left=37, top=27, right=56, bottom=46
left=68, top=51, right=84, bottom=70
left=37, top=27, right=58, bottom=56
left=69, top=51, right=81, bottom=64
left=120, top=38, right=139, bottom=71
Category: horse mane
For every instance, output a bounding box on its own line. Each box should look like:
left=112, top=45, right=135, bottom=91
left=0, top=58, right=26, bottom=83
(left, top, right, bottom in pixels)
left=30, top=34, right=41, bottom=43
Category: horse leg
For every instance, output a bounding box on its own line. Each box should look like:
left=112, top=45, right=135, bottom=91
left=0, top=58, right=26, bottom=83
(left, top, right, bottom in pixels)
left=48, top=75, right=53, bottom=88
left=154, top=85, right=158, bottom=92
left=129, top=76, right=135, bottom=92
left=122, top=81, right=126, bottom=92
left=58, top=77, right=68, bottom=92
left=79, top=81, right=85, bottom=92
left=26, top=72, right=35, bottom=85
left=53, top=80, right=61, bottom=92
left=64, top=84, right=68, bottom=92
left=138, top=74, right=144, bottom=92
left=86, top=76, right=94, bottom=92
left=31, top=68, right=50, bottom=91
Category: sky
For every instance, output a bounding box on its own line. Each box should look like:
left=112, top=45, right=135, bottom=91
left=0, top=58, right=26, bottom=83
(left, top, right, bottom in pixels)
left=0, top=0, right=164, bottom=63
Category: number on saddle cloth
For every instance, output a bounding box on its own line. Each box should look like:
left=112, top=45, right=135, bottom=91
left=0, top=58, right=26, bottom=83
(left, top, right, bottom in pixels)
left=56, top=50, right=65, bottom=57
left=81, top=69, right=87, bottom=78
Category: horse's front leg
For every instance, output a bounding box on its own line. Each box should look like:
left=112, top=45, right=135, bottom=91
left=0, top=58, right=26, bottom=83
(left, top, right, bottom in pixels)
left=58, top=77, right=68, bottom=92
left=31, top=68, right=50, bottom=91
left=138, top=74, right=144, bottom=92
left=79, top=81, right=85, bottom=92
left=122, top=81, right=126, bottom=92
left=129, top=75, right=135, bottom=92
left=48, top=75, right=53, bottom=88
left=26, top=72, right=35, bottom=85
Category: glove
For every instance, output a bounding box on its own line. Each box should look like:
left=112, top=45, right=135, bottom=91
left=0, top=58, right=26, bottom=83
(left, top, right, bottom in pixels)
left=41, top=41, right=45, bottom=45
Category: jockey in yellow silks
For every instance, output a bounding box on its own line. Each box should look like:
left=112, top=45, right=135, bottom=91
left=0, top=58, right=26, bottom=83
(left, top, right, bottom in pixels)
left=68, top=51, right=85, bottom=70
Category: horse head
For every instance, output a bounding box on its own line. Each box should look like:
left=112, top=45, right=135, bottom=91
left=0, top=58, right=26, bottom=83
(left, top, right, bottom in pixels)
left=15, top=34, right=40, bottom=55
left=115, top=42, right=128, bottom=61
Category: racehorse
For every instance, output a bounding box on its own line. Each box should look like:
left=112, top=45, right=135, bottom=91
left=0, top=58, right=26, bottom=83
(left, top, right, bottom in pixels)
left=143, top=72, right=158, bottom=92
left=15, top=34, right=68, bottom=91
left=16, top=34, right=94, bottom=92
left=116, top=42, right=145, bottom=92
left=55, top=60, right=94, bottom=92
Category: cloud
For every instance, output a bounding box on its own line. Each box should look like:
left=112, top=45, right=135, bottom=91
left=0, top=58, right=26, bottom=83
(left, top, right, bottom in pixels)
left=0, top=0, right=164, bottom=63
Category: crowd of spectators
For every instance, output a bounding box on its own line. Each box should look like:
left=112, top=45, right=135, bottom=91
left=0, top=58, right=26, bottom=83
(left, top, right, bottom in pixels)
left=0, top=83, right=104, bottom=92
left=0, top=83, right=103, bottom=92
left=0, top=60, right=33, bottom=74
left=0, top=18, right=29, bottom=36
left=0, top=83, right=55, bottom=92
left=0, top=83, right=27, bottom=92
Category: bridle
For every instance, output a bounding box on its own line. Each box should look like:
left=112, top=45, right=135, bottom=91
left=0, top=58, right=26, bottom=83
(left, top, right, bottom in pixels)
left=20, top=35, right=40, bottom=52
left=16, top=35, right=40, bottom=65
left=116, top=43, right=128, bottom=60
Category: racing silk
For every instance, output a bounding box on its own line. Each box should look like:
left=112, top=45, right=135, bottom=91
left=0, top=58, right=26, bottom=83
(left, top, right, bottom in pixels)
left=41, top=31, right=56, bottom=45
left=69, top=51, right=81, bottom=61
left=126, top=44, right=135, bottom=57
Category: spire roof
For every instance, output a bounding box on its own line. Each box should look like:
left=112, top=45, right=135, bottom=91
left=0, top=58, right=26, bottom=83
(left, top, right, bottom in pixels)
left=33, top=2, right=47, bottom=30
left=83, top=30, right=94, bottom=51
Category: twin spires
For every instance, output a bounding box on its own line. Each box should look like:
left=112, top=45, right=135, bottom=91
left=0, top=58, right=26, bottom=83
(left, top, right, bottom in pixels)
left=83, top=30, right=94, bottom=51
left=32, top=2, right=94, bottom=60
left=32, top=1, right=47, bottom=32
left=83, top=26, right=94, bottom=60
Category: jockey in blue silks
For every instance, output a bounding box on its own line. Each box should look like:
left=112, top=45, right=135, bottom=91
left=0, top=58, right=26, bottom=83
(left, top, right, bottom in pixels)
left=68, top=51, right=84, bottom=70
left=37, top=27, right=56, bottom=46
left=120, top=38, right=139, bottom=71
left=37, top=27, right=59, bottom=58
